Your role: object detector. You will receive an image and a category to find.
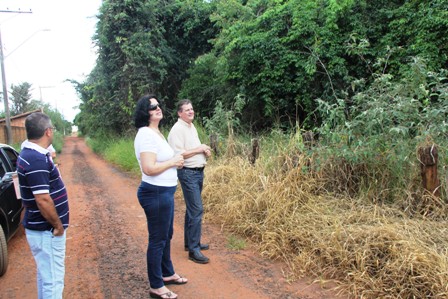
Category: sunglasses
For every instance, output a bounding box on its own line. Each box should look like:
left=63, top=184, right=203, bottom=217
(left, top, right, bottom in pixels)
left=149, top=103, right=161, bottom=111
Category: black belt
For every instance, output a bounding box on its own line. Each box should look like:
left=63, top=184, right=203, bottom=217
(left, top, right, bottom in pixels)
left=183, top=167, right=204, bottom=171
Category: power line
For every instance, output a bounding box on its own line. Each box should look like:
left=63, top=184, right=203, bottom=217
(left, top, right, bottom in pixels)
left=0, top=9, right=32, bottom=13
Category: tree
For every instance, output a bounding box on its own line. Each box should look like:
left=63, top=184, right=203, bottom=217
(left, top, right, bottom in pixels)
left=10, top=82, right=33, bottom=115
left=77, top=0, right=217, bottom=136
left=29, top=99, right=72, bottom=135
left=180, top=0, right=448, bottom=132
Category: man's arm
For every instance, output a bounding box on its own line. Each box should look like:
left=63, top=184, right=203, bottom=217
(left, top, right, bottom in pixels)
left=34, top=193, right=64, bottom=236
left=168, top=128, right=211, bottom=159
left=181, top=145, right=211, bottom=159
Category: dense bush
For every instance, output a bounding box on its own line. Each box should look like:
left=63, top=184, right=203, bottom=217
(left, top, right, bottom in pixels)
left=314, top=62, right=448, bottom=203
left=76, top=0, right=448, bottom=137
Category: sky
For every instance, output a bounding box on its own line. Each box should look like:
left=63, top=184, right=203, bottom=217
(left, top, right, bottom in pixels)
left=0, top=0, right=102, bottom=122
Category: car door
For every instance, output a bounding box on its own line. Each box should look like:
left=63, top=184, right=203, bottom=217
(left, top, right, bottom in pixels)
left=0, top=147, right=22, bottom=240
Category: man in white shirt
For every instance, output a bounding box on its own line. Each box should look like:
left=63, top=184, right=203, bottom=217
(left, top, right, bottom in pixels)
left=168, top=99, right=211, bottom=264
left=47, top=144, right=57, bottom=160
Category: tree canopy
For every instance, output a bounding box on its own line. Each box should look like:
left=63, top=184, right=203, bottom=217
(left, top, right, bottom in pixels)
left=75, top=0, right=448, bottom=136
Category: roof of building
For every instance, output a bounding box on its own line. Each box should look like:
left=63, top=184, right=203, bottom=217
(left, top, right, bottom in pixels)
left=0, top=109, right=43, bottom=123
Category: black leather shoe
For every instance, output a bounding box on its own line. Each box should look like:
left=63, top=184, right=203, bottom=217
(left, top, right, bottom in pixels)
left=188, top=250, right=210, bottom=264
left=184, top=243, right=209, bottom=252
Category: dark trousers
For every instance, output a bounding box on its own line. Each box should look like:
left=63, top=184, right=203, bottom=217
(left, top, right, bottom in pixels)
left=137, top=181, right=176, bottom=288
left=177, top=168, right=204, bottom=252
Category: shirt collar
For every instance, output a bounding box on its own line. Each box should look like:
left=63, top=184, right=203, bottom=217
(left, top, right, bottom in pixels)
left=178, top=117, right=193, bottom=127
left=21, top=140, right=50, bottom=155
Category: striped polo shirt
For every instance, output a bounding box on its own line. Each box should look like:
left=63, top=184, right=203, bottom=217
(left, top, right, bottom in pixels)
left=17, top=141, right=69, bottom=231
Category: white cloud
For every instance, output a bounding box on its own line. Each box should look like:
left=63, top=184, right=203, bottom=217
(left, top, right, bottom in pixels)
left=0, top=0, right=101, bottom=122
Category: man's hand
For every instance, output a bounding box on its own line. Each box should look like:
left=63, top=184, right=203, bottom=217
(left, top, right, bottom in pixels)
left=181, top=144, right=212, bottom=159
left=53, top=226, right=64, bottom=237
left=197, top=144, right=211, bottom=156
left=172, top=154, right=185, bottom=168
left=202, top=144, right=212, bottom=158
left=35, top=193, right=64, bottom=235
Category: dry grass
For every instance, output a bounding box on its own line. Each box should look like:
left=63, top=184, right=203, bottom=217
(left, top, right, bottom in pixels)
left=202, top=153, right=448, bottom=298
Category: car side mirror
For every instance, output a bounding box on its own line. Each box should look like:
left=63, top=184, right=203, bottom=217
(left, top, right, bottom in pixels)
left=2, top=172, right=13, bottom=182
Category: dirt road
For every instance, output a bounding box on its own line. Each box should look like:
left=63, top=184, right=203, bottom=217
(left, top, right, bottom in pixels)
left=0, top=137, right=345, bottom=299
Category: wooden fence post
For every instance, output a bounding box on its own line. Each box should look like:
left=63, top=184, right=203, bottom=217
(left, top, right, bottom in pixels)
left=249, top=138, right=259, bottom=165
left=302, top=130, right=314, bottom=149
left=210, top=134, right=218, bottom=156
left=418, top=144, right=440, bottom=197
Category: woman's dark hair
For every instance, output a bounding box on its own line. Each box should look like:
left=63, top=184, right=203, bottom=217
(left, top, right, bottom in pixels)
left=134, top=94, right=159, bottom=128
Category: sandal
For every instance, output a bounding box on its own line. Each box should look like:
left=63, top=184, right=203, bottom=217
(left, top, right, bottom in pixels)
left=163, top=274, right=188, bottom=285
left=150, top=291, right=178, bottom=299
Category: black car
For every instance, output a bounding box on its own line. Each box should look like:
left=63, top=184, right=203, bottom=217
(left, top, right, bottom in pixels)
left=0, top=144, right=23, bottom=276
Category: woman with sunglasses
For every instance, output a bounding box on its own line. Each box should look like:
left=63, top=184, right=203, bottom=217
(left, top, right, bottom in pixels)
left=134, top=94, right=187, bottom=299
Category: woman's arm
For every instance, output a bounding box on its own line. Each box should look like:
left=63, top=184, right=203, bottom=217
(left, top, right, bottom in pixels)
left=140, top=152, right=184, bottom=176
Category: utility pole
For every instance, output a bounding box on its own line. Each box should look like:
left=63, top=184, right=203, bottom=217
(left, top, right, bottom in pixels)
left=0, top=8, right=32, bottom=144
left=0, top=27, right=12, bottom=144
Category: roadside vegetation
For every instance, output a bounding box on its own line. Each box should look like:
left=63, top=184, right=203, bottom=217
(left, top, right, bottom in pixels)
left=89, top=123, right=448, bottom=298
left=77, top=0, right=448, bottom=298
left=88, top=64, right=448, bottom=296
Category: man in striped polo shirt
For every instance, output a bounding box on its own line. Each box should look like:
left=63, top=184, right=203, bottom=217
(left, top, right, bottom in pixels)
left=17, top=112, right=69, bottom=299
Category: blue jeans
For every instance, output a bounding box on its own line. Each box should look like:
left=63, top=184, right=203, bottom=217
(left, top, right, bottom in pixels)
left=177, top=168, right=204, bottom=252
left=137, top=182, right=176, bottom=288
left=25, top=229, right=67, bottom=299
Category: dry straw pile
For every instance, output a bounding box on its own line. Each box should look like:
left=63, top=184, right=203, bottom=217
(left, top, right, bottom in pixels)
left=202, top=152, right=448, bottom=298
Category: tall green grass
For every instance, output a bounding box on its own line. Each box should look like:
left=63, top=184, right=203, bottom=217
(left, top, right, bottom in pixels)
left=52, top=132, right=64, bottom=154
left=104, top=138, right=140, bottom=175
left=86, top=135, right=140, bottom=176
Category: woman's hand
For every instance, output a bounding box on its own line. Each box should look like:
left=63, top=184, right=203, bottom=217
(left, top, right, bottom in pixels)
left=172, top=154, right=184, bottom=169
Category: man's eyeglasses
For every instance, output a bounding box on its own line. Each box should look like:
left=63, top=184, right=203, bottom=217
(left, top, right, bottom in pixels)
left=149, top=103, right=161, bottom=111
left=47, top=126, right=56, bottom=131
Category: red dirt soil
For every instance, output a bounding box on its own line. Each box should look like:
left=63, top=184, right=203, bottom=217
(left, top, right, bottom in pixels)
left=0, top=137, right=347, bottom=299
